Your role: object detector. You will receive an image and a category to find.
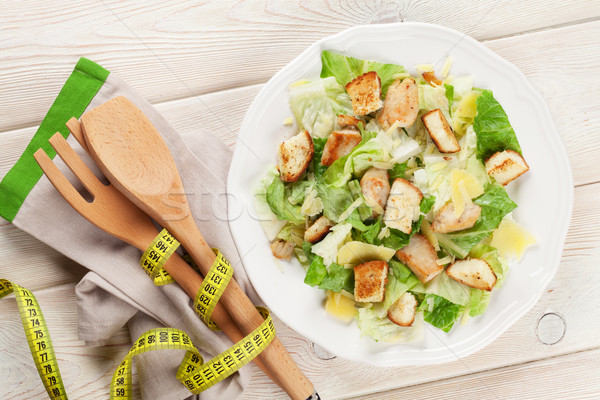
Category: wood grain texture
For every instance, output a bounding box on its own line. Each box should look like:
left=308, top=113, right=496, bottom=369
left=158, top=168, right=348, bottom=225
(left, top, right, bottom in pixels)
left=1, top=0, right=598, bottom=132
left=0, top=284, right=140, bottom=399
left=346, top=348, right=600, bottom=400
left=1, top=1, right=600, bottom=399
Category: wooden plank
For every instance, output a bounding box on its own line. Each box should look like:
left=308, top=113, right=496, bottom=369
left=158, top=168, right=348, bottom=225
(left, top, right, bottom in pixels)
left=2, top=21, right=599, bottom=187
left=0, top=284, right=139, bottom=399
left=0, top=225, right=88, bottom=290
left=346, top=347, right=600, bottom=400
left=1, top=0, right=598, bottom=132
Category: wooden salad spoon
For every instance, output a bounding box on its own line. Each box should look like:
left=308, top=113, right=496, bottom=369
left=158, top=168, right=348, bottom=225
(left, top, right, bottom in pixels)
left=80, top=96, right=317, bottom=400
left=33, top=119, right=278, bottom=383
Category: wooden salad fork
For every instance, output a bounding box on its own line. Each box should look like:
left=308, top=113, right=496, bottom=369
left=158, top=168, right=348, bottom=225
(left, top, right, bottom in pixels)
left=32, top=119, right=279, bottom=384
left=79, top=96, right=317, bottom=400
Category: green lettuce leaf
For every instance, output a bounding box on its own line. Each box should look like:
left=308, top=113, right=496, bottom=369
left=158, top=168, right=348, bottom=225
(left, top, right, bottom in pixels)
left=356, top=307, right=423, bottom=343
left=360, top=217, right=382, bottom=245
left=266, top=178, right=305, bottom=224
left=473, top=89, right=522, bottom=161
left=389, top=162, right=408, bottom=181
left=419, top=294, right=462, bottom=332
left=312, top=137, right=328, bottom=178
left=304, top=255, right=328, bottom=286
left=289, top=76, right=352, bottom=138
left=319, top=264, right=354, bottom=293
left=315, top=183, right=355, bottom=223
left=469, top=288, right=491, bottom=317
left=320, top=50, right=406, bottom=95
left=444, top=84, right=454, bottom=115
left=436, top=184, right=517, bottom=258
left=322, top=134, right=385, bottom=187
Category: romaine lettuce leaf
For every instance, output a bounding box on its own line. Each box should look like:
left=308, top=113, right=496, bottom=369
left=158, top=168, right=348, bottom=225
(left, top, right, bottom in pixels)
left=424, top=271, right=470, bottom=307
left=380, top=274, right=418, bottom=316
left=320, top=50, right=406, bottom=95
left=356, top=307, right=424, bottom=343
left=319, top=264, right=354, bottom=293
left=304, top=255, right=328, bottom=286
left=469, top=288, right=491, bottom=317
left=322, top=135, right=386, bottom=187
left=473, top=89, right=522, bottom=161
left=436, top=184, right=517, bottom=258
left=315, top=183, right=355, bottom=223
left=289, top=76, right=352, bottom=138
left=419, top=294, right=462, bottom=332
left=311, top=137, right=328, bottom=178
left=389, top=162, right=408, bottom=181
left=266, top=177, right=305, bottom=224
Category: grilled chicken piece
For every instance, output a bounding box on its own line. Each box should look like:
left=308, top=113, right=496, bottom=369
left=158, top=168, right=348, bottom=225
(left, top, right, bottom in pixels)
left=277, top=130, right=314, bottom=182
left=321, top=130, right=362, bottom=166
left=485, top=150, right=529, bottom=186
left=422, top=71, right=442, bottom=86
left=345, top=71, right=383, bottom=116
left=270, top=239, right=295, bottom=260
left=337, top=114, right=362, bottom=129
left=396, top=234, right=443, bottom=283
left=422, top=109, right=460, bottom=153
left=304, top=216, right=334, bottom=244
left=354, top=261, right=389, bottom=303
left=431, top=202, right=482, bottom=233
left=377, top=78, right=419, bottom=129
left=383, top=178, right=423, bottom=234
left=446, top=258, right=497, bottom=291
left=388, top=292, right=417, bottom=327
left=360, top=167, right=390, bottom=215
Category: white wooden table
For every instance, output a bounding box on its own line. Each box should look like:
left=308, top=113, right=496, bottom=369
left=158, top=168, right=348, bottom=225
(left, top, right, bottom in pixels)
left=1, top=1, right=599, bottom=399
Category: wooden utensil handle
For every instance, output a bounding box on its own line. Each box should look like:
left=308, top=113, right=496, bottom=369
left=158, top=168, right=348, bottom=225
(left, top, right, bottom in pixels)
left=158, top=247, right=278, bottom=384
left=166, top=214, right=316, bottom=400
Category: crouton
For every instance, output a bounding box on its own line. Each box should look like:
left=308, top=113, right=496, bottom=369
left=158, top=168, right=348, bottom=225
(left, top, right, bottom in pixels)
left=396, top=234, right=443, bottom=283
left=387, top=292, right=417, bottom=327
left=422, top=71, right=442, bottom=86
left=270, top=239, right=295, bottom=260
left=354, top=261, right=389, bottom=303
left=446, top=258, right=497, bottom=291
left=321, top=130, right=362, bottom=166
left=377, top=78, right=419, bottom=129
left=383, top=178, right=423, bottom=234
left=360, top=167, right=390, bottom=215
left=304, top=216, right=333, bottom=244
left=485, top=150, right=529, bottom=186
left=345, top=71, right=383, bottom=116
left=277, top=130, right=314, bottom=182
left=431, top=203, right=482, bottom=233
left=337, top=114, right=362, bottom=129
left=422, top=109, right=460, bottom=153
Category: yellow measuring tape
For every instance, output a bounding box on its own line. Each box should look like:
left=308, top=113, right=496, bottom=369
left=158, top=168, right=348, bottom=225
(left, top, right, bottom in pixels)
left=193, top=249, right=233, bottom=330
left=139, top=228, right=178, bottom=285
left=110, top=229, right=275, bottom=397
left=109, top=307, right=274, bottom=399
left=4, top=229, right=274, bottom=399
left=0, top=279, right=67, bottom=400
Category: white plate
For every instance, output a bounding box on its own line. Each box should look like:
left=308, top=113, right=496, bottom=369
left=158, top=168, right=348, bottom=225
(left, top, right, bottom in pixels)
left=227, top=23, right=573, bottom=366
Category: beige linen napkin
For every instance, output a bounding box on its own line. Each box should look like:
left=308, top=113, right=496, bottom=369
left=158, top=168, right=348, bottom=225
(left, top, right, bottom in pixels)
left=0, top=58, right=261, bottom=399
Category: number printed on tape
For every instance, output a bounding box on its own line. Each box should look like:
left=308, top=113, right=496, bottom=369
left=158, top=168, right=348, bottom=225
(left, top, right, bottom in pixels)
left=0, top=279, right=68, bottom=400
